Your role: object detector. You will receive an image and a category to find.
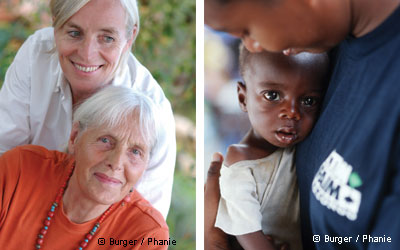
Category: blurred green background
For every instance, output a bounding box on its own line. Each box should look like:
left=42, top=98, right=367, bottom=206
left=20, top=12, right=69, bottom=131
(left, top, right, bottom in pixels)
left=0, top=0, right=195, bottom=249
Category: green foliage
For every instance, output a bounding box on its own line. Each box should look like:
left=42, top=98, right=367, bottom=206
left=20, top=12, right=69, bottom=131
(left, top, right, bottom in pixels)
left=136, top=0, right=196, bottom=121
left=167, top=172, right=196, bottom=250
left=0, top=21, right=32, bottom=89
left=135, top=1, right=196, bottom=249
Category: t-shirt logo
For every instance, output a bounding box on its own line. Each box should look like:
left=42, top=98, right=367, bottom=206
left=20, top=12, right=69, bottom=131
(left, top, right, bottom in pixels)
left=312, top=150, right=362, bottom=221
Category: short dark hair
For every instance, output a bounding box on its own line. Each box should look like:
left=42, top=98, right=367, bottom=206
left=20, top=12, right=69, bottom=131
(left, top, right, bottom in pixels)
left=238, top=42, right=330, bottom=87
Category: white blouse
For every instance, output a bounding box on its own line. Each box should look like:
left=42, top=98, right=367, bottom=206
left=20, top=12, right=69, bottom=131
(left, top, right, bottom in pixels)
left=0, top=27, right=176, bottom=218
left=215, top=147, right=302, bottom=250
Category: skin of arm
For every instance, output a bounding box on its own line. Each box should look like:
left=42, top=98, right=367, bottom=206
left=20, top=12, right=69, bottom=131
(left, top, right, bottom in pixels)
left=204, top=153, right=231, bottom=250
left=237, top=231, right=275, bottom=250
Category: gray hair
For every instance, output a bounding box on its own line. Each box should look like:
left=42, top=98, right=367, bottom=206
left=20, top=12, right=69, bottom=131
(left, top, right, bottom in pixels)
left=50, top=0, right=140, bottom=41
left=73, top=86, right=158, bottom=152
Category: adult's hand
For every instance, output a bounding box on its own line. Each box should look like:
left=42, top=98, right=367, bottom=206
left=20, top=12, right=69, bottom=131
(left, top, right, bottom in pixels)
left=204, top=152, right=231, bottom=250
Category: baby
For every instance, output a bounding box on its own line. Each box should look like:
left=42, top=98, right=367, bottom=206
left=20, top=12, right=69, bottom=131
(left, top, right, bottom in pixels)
left=215, top=44, right=329, bottom=250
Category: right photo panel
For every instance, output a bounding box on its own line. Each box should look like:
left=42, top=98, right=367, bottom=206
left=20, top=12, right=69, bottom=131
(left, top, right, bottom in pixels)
left=204, top=0, right=400, bottom=250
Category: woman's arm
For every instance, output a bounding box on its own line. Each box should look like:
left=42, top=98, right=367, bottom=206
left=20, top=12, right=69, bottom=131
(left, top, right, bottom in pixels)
left=0, top=36, right=32, bottom=155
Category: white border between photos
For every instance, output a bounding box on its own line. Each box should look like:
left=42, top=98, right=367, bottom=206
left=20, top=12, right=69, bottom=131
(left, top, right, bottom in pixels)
left=196, top=0, right=204, bottom=249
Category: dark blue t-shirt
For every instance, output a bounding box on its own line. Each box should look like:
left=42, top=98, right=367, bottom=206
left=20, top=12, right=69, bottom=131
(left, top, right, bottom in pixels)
left=296, top=6, right=400, bottom=250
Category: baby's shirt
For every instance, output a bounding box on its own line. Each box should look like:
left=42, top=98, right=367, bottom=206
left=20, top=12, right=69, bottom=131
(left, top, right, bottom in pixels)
left=215, top=147, right=302, bottom=250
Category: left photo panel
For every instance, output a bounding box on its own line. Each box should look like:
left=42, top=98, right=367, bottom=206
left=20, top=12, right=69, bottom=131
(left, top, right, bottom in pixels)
left=0, top=0, right=195, bottom=249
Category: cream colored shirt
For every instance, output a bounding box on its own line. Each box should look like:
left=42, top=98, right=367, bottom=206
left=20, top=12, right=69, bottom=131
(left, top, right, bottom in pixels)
left=215, top=147, right=302, bottom=250
left=0, top=27, right=176, bottom=218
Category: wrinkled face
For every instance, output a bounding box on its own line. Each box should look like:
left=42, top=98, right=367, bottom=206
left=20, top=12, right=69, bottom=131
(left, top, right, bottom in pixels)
left=54, top=0, right=133, bottom=99
left=205, top=0, right=335, bottom=54
left=68, top=117, right=150, bottom=205
left=239, top=53, right=325, bottom=147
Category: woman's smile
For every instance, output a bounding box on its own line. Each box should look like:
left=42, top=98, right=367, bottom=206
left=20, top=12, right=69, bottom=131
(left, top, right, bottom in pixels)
left=94, top=172, right=123, bottom=186
left=72, top=61, right=103, bottom=74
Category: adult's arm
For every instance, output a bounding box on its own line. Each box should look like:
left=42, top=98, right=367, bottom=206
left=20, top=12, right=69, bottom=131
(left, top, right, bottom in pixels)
left=204, top=152, right=231, bottom=250
left=0, top=36, right=33, bottom=154
left=237, top=232, right=276, bottom=250
left=367, top=139, right=400, bottom=250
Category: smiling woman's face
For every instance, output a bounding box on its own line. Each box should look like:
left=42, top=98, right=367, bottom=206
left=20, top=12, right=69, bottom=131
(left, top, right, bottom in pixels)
left=68, top=117, right=150, bottom=205
left=54, top=0, right=133, bottom=101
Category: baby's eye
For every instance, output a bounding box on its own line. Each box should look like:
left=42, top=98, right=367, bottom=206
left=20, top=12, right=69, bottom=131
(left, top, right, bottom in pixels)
left=302, top=97, right=318, bottom=107
left=264, top=91, right=280, bottom=101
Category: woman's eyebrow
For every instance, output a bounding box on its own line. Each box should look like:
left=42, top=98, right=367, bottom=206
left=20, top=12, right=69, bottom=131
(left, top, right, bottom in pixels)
left=65, top=22, right=81, bottom=30
left=100, top=27, right=120, bottom=36
left=64, top=22, right=120, bottom=36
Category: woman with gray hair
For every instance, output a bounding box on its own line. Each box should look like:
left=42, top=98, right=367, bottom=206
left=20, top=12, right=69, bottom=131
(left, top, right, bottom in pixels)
left=0, top=86, right=169, bottom=249
left=0, top=0, right=176, bottom=218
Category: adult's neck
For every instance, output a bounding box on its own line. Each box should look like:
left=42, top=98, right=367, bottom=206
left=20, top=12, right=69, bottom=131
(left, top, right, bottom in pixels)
left=70, top=82, right=112, bottom=107
left=351, top=0, right=400, bottom=37
left=62, top=174, right=111, bottom=224
left=71, top=90, right=95, bottom=108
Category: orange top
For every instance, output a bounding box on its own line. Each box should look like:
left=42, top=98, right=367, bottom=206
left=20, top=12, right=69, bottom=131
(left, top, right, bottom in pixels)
left=0, top=145, right=169, bottom=249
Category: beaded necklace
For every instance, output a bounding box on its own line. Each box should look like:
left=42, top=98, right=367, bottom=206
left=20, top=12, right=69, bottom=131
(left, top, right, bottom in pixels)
left=35, top=164, right=115, bottom=250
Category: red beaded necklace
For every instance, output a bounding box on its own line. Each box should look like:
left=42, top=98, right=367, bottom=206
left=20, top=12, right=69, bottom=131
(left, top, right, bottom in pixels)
left=35, top=163, right=115, bottom=250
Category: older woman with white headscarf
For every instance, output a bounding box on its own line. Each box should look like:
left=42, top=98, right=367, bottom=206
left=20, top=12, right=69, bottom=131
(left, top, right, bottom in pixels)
left=0, top=86, right=169, bottom=249
left=0, top=0, right=175, bottom=218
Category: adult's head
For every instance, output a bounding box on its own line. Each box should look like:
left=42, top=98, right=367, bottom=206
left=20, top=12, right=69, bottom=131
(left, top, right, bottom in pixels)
left=237, top=44, right=329, bottom=147
left=205, top=0, right=397, bottom=54
left=67, top=86, right=158, bottom=205
left=51, top=0, right=140, bottom=103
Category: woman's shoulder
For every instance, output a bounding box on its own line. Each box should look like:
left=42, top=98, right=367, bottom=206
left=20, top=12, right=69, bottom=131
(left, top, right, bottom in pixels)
left=30, top=27, right=54, bottom=41
left=1, top=145, right=71, bottom=183
left=14, top=27, right=57, bottom=68
left=5, top=145, right=69, bottom=164
left=123, top=190, right=168, bottom=230
left=21, top=27, right=55, bottom=51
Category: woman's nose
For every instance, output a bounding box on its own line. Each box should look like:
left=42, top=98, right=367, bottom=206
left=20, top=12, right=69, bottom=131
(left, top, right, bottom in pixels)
left=78, top=37, right=97, bottom=61
left=242, top=37, right=263, bottom=53
left=279, top=101, right=301, bottom=121
left=106, top=149, right=125, bottom=171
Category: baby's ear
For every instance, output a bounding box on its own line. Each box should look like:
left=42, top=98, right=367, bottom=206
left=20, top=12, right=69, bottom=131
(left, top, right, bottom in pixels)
left=237, top=81, right=247, bottom=112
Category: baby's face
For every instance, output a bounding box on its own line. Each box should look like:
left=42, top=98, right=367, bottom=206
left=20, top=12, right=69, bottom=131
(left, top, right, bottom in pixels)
left=240, top=53, right=326, bottom=148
